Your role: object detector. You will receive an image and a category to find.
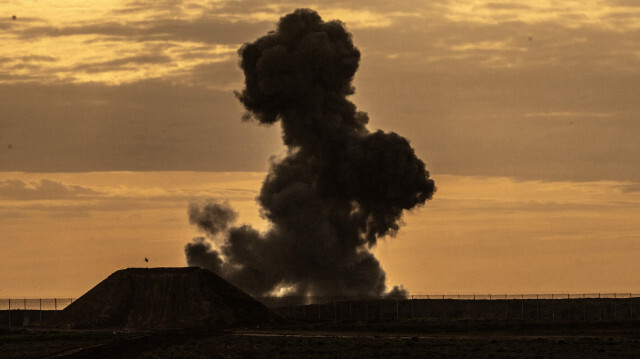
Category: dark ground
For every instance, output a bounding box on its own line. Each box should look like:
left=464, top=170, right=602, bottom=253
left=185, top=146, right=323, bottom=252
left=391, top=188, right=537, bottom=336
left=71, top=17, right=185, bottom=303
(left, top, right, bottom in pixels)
left=2, top=321, right=639, bottom=359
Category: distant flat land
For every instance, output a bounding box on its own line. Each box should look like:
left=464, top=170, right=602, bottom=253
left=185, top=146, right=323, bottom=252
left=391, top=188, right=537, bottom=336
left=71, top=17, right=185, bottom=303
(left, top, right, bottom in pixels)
left=2, top=322, right=639, bottom=359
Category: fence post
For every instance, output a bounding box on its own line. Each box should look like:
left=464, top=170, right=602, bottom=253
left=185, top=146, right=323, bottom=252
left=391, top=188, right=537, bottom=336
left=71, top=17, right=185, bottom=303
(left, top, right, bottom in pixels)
left=54, top=298, right=57, bottom=311
left=394, top=298, right=398, bottom=320
left=442, top=295, right=446, bottom=319
left=333, top=298, right=337, bottom=321
left=411, top=295, right=414, bottom=319
left=8, top=299, right=10, bottom=330
left=521, top=294, right=524, bottom=319
left=567, top=294, right=570, bottom=321
left=364, top=298, right=368, bottom=321
left=505, top=294, right=508, bottom=319
left=536, top=294, right=539, bottom=321
left=40, top=299, right=42, bottom=323
left=489, top=294, right=492, bottom=319
left=599, top=293, right=602, bottom=321
left=473, top=294, right=476, bottom=319
left=630, top=293, right=633, bottom=321
left=426, top=295, right=429, bottom=319
left=583, top=294, right=586, bottom=321
left=349, top=298, right=352, bottom=321
left=614, top=293, right=617, bottom=321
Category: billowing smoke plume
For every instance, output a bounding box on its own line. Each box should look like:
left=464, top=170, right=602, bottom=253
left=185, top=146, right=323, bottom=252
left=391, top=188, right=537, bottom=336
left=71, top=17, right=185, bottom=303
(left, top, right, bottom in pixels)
left=188, top=201, right=237, bottom=236
left=185, top=9, right=435, bottom=298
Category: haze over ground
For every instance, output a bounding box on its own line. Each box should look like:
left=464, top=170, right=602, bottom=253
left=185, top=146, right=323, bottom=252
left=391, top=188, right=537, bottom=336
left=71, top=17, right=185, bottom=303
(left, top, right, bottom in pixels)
left=1, top=1, right=640, bottom=297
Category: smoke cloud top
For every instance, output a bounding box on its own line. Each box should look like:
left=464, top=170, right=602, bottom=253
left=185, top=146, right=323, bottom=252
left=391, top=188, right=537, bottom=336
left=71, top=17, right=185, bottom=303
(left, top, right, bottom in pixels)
left=188, top=201, right=237, bottom=237
left=185, top=9, right=435, bottom=298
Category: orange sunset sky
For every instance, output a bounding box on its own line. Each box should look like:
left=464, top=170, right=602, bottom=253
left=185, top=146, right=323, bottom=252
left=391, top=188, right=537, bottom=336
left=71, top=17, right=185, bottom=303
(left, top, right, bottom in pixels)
left=1, top=0, right=640, bottom=298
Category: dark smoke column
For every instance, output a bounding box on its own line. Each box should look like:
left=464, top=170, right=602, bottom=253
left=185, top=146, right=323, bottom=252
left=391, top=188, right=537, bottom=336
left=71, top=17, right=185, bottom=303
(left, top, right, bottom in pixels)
left=186, top=9, right=435, bottom=298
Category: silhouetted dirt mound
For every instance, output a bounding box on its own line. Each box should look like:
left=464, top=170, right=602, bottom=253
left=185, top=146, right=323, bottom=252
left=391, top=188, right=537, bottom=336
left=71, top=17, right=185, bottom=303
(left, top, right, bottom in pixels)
left=58, top=267, right=282, bottom=329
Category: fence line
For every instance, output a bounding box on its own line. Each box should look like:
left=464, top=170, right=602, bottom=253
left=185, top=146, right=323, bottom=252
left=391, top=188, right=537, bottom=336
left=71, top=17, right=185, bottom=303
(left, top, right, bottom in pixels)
left=0, top=298, right=74, bottom=311
left=2, top=294, right=639, bottom=328
left=258, top=293, right=640, bottom=323
left=1, top=298, right=73, bottom=329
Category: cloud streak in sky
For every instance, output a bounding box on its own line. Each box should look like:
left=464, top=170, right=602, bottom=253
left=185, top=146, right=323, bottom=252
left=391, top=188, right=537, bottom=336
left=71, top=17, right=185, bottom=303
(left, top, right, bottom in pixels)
left=0, top=179, right=101, bottom=200
left=2, top=171, right=639, bottom=296
left=1, top=1, right=639, bottom=182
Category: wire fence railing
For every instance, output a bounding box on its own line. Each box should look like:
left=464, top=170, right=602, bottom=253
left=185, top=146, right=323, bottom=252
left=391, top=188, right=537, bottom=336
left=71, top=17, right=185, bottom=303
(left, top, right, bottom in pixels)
left=259, top=293, right=640, bottom=322
left=0, top=298, right=73, bottom=328
left=2, top=294, right=639, bottom=329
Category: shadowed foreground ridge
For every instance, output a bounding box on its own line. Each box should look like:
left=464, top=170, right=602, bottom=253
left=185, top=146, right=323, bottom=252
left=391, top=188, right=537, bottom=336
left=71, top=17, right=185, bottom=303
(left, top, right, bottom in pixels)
left=58, top=267, right=281, bottom=329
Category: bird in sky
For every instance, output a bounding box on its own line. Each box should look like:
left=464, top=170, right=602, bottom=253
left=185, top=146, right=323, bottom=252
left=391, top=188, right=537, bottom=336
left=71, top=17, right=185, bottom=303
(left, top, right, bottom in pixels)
left=144, top=257, right=149, bottom=263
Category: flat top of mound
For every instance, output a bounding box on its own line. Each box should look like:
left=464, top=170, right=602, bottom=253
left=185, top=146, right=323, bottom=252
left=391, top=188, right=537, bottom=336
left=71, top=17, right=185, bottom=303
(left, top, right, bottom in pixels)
left=60, top=267, right=281, bottom=329
left=118, top=267, right=202, bottom=274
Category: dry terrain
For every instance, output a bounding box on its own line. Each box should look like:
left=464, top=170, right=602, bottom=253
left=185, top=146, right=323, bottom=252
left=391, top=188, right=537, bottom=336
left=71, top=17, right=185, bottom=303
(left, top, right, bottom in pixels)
left=3, top=269, right=638, bottom=358
left=2, top=321, right=639, bottom=359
